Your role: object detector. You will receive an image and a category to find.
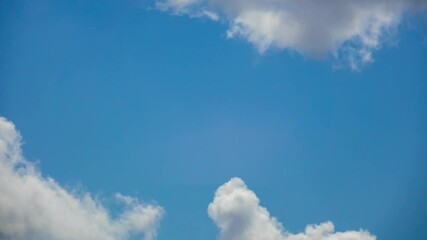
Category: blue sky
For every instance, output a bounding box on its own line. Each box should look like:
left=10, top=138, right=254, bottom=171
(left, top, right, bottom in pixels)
left=0, top=1, right=426, bottom=240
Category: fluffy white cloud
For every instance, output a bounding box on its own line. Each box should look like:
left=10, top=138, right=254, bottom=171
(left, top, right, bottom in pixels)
left=0, top=117, right=164, bottom=240
left=208, top=177, right=376, bottom=240
left=157, top=0, right=427, bottom=69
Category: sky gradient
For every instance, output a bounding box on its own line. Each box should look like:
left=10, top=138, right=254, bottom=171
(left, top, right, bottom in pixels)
left=1, top=1, right=427, bottom=240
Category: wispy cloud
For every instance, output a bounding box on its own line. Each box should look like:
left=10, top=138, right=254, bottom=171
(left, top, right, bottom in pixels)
left=208, top=177, right=376, bottom=240
left=157, top=0, right=427, bottom=70
left=0, top=117, right=164, bottom=240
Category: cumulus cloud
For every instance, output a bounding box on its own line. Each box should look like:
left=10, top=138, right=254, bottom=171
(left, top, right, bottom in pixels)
left=157, top=0, right=427, bottom=69
left=208, top=177, right=376, bottom=240
left=0, top=117, right=164, bottom=240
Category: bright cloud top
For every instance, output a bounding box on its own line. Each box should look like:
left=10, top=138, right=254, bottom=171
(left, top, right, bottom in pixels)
left=208, top=177, right=376, bottom=240
left=157, top=0, right=427, bottom=69
left=0, top=117, right=164, bottom=240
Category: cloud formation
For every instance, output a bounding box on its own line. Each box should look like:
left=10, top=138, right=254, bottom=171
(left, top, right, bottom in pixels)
left=157, top=0, right=427, bottom=69
left=208, top=177, right=376, bottom=240
left=0, top=117, right=164, bottom=240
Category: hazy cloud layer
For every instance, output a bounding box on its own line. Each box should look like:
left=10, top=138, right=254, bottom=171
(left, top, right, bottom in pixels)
left=208, top=178, right=376, bottom=240
left=0, top=117, right=164, bottom=240
left=157, top=0, right=427, bottom=69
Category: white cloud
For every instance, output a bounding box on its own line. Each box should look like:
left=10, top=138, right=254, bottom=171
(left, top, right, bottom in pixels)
left=0, top=117, right=164, bottom=240
left=156, top=0, right=427, bottom=69
left=208, top=177, right=376, bottom=240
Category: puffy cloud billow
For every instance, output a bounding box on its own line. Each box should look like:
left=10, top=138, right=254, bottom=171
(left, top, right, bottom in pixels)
left=208, top=177, right=376, bottom=240
left=0, top=117, right=164, bottom=240
left=0, top=116, right=380, bottom=240
left=157, top=0, right=427, bottom=69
